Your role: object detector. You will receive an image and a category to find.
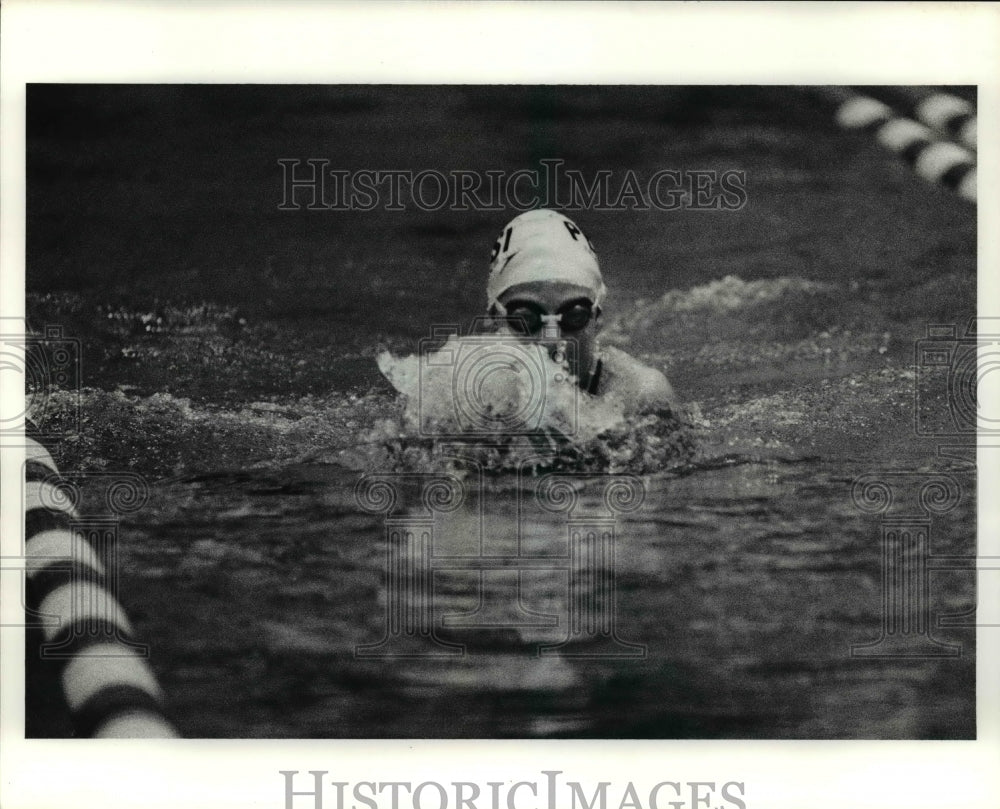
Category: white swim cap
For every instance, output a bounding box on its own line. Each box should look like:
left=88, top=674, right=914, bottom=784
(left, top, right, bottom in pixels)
left=487, top=209, right=606, bottom=309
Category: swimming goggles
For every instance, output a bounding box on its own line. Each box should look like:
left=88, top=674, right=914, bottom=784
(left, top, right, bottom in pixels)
left=493, top=299, right=596, bottom=336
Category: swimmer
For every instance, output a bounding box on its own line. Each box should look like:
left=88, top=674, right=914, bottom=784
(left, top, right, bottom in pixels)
left=486, top=209, right=679, bottom=415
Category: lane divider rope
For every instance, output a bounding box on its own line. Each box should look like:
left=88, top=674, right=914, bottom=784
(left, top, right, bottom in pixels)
left=24, top=430, right=178, bottom=738
left=914, top=91, right=977, bottom=152
left=826, top=88, right=976, bottom=204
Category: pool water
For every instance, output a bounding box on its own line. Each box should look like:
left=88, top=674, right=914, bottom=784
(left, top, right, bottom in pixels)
left=26, top=85, right=976, bottom=738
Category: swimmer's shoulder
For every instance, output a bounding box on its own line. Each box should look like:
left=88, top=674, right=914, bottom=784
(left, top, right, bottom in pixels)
left=596, top=345, right=678, bottom=411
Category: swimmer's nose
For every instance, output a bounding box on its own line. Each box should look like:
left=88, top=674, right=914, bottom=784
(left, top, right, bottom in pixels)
left=540, top=314, right=561, bottom=341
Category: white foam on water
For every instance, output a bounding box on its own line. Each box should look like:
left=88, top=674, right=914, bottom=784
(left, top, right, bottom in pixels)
left=607, top=274, right=835, bottom=329
left=600, top=274, right=844, bottom=365
left=30, top=333, right=699, bottom=478
left=377, top=332, right=628, bottom=444
left=26, top=387, right=406, bottom=477
left=374, top=333, right=697, bottom=475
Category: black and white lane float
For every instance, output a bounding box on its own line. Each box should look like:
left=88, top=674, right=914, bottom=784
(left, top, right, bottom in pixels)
left=24, top=428, right=177, bottom=738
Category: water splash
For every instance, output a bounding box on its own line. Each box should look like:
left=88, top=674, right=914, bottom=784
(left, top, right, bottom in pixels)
left=372, top=334, right=697, bottom=475
left=603, top=274, right=842, bottom=350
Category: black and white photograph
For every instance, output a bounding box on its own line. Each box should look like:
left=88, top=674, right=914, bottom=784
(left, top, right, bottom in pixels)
left=2, top=3, right=998, bottom=809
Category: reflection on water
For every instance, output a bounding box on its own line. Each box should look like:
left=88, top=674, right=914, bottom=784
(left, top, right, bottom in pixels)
left=111, top=456, right=974, bottom=739
left=26, top=85, right=976, bottom=738
left=27, top=280, right=977, bottom=738
left=354, top=470, right=647, bottom=660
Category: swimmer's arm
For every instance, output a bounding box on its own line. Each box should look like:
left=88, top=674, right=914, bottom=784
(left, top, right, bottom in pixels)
left=603, top=348, right=680, bottom=414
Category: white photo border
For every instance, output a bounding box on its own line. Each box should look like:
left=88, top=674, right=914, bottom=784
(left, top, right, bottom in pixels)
left=2, top=2, right=998, bottom=808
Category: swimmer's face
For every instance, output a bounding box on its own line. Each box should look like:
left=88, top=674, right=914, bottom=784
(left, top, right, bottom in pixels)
left=494, top=281, right=600, bottom=384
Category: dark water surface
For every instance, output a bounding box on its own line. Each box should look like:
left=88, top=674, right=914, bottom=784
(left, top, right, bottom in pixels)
left=27, top=86, right=976, bottom=738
